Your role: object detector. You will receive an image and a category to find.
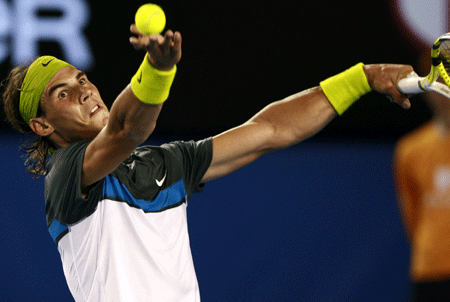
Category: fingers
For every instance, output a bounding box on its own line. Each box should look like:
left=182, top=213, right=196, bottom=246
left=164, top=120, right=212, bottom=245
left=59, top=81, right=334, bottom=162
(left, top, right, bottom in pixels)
left=402, top=100, right=412, bottom=109
left=388, top=91, right=411, bottom=109
left=130, top=24, right=142, bottom=36
left=162, top=30, right=182, bottom=55
left=129, top=36, right=139, bottom=49
left=392, top=66, right=415, bottom=109
left=129, top=24, right=164, bottom=49
left=148, top=35, right=159, bottom=53
left=129, top=26, right=182, bottom=70
left=130, top=24, right=146, bottom=50
left=382, top=81, right=411, bottom=109
left=173, top=31, right=182, bottom=51
left=367, top=64, right=414, bottom=110
left=396, top=94, right=412, bottom=109
left=129, top=26, right=181, bottom=53
left=163, top=30, right=174, bottom=54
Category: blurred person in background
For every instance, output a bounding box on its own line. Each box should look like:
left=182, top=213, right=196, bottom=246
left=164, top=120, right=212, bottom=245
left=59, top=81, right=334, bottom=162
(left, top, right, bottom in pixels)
left=394, top=50, right=450, bottom=302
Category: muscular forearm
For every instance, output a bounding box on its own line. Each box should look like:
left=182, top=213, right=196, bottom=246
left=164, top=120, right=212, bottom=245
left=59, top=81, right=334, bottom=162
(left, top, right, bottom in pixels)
left=249, top=86, right=337, bottom=151
left=105, top=53, right=176, bottom=144
left=106, top=84, right=163, bottom=144
left=250, top=63, right=376, bottom=151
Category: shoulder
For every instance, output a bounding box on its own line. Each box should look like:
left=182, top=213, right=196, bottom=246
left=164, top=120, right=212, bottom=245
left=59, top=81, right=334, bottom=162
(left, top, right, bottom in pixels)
left=160, top=138, right=213, bottom=152
left=47, top=140, right=91, bottom=175
left=158, top=138, right=213, bottom=162
left=45, top=140, right=94, bottom=204
left=45, top=140, right=103, bottom=225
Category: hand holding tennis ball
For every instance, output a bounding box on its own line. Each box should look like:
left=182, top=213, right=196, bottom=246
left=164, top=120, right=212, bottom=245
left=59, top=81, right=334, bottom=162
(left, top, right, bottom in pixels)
left=130, top=3, right=181, bottom=71
left=135, top=3, right=166, bottom=35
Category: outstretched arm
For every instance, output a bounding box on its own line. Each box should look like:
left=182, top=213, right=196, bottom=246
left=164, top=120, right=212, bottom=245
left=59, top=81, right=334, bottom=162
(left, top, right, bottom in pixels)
left=81, top=27, right=182, bottom=194
left=202, top=64, right=414, bottom=182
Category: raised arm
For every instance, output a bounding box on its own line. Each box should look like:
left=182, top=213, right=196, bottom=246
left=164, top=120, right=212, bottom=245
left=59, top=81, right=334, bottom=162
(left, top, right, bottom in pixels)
left=202, top=63, right=414, bottom=182
left=81, top=27, right=182, bottom=193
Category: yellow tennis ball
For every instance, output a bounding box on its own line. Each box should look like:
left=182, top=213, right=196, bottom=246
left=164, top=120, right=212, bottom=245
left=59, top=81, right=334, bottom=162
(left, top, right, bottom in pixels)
left=135, top=3, right=166, bottom=35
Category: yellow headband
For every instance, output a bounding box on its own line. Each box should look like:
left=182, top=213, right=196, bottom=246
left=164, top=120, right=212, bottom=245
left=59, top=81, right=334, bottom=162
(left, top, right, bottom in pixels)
left=19, top=56, right=74, bottom=124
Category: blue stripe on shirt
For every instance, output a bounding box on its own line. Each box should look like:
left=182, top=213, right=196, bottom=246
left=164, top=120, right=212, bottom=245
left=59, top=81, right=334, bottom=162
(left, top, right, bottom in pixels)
left=48, top=176, right=186, bottom=244
left=102, top=175, right=187, bottom=212
left=48, top=219, right=68, bottom=243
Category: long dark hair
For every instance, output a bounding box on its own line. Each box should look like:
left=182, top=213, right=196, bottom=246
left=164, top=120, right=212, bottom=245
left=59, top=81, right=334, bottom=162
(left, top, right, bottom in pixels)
left=2, top=65, right=53, bottom=178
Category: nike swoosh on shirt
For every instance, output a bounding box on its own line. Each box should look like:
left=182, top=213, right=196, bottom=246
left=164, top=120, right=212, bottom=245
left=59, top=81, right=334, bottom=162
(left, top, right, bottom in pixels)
left=137, top=71, right=142, bottom=83
left=155, top=171, right=167, bottom=187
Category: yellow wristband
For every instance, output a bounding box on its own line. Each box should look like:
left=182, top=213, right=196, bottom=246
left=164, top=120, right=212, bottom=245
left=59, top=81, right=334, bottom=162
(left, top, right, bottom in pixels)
left=319, top=63, right=372, bottom=115
left=130, top=54, right=177, bottom=105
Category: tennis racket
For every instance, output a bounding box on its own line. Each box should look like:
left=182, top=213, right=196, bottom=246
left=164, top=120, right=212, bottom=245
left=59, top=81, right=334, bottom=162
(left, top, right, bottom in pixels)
left=398, top=33, right=450, bottom=98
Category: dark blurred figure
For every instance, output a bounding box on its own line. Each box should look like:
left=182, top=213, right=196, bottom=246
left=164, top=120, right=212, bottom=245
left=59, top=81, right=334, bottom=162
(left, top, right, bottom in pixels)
left=394, top=50, right=450, bottom=302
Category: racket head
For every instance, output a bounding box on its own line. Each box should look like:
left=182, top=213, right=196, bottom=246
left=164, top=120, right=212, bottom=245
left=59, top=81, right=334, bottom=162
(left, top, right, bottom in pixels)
left=438, top=37, right=450, bottom=87
left=424, top=33, right=450, bottom=87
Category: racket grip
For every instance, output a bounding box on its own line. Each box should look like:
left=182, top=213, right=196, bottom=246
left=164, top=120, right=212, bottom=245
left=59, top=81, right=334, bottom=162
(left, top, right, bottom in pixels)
left=397, top=77, right=425, bottom=94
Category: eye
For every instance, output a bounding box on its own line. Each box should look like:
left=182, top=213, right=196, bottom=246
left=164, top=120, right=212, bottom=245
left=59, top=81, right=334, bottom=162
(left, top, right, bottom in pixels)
left=79, top=78, right=86, bottom=85
left=59, top=91, right=68, bottom=99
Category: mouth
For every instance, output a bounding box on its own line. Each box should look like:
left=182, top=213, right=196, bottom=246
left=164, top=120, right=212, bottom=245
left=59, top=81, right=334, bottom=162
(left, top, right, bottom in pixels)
left=90, top=105, right=101, bottom=116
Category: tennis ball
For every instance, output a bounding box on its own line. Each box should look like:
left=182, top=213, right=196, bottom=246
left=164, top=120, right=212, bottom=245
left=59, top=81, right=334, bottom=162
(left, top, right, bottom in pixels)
left=135, top=3, right=166, bottom=35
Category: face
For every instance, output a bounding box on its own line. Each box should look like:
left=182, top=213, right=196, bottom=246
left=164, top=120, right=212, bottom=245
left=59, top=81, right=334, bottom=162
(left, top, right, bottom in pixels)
left=39, top=66, right=109, bottom=146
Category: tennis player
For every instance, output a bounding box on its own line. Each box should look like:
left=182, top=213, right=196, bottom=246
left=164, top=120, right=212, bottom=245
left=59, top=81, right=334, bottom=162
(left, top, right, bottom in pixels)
left=2, top=25, right=413, bottom=302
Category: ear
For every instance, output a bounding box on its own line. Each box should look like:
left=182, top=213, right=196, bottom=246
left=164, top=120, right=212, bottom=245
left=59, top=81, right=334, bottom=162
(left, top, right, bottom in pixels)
left=29, top=117, right=54, bottom=137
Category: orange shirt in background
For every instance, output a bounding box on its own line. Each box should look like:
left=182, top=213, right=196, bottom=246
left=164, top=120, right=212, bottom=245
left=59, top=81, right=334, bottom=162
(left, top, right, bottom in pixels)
left=394, top=121, right=450, bottom=281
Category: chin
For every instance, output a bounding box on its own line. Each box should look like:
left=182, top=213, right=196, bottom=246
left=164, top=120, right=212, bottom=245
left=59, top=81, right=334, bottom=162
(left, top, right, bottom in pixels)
left=102, top=115, right=109, bottom=126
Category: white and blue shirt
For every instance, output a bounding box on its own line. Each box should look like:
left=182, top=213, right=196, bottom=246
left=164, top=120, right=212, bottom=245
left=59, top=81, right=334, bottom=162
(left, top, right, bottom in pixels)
left=45, top=138, right=213, bottom=302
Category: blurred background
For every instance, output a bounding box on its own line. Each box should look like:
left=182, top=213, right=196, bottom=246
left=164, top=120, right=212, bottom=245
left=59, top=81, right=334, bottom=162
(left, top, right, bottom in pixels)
left=0, top=0, right=441, bottom=301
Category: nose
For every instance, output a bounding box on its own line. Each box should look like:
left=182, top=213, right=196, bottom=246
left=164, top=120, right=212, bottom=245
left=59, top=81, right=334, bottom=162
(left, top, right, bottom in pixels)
left=79, top=87, right=92, bottom=104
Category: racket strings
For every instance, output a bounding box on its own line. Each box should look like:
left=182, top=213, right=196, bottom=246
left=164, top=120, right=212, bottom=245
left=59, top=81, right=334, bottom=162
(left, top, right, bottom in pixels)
left=437, top=39, right=450, bottom=87
left=439, top=40, right=450, bottom=72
